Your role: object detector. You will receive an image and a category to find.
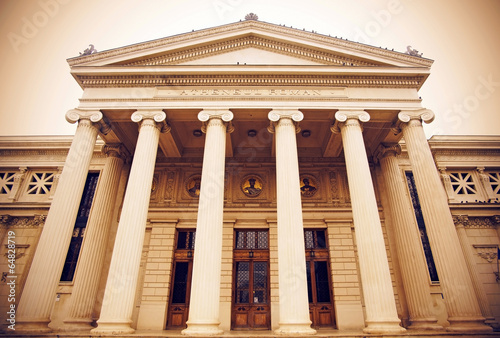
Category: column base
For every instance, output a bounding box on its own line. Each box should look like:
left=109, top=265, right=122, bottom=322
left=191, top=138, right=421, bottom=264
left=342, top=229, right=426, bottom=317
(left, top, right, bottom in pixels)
left=363, top=320, right=406, bottom=334
left=90, top=321, right=135, bottom=335
left=62, top=317, right=94, bottom=331
left=275, top=322, right=317, bottom=335
left=447, top=317, right=493, bottom=332
left=408, top=318, right=443, bottom=330
left=182, top=321, right=223, bottom=336
left=15, top=319, right=52, bottom=333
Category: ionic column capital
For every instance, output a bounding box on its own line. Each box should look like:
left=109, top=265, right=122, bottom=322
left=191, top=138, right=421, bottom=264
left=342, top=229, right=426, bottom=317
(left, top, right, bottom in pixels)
left=398, top=109, right=435, bottom=124
left=103, top=144, right=130, bottom=163
left=131, top=110, right=171, bottom=133
left=331, top=110, right=370, bottom=134
left=198, top=109, right=234, bottom=133
left=267, top=109, right=303, bottom=133
left=392, top=109, right=435, bottom=134
left=374, top=143, right=401, bottom=163
left=65, top=109, right=111, bottom=134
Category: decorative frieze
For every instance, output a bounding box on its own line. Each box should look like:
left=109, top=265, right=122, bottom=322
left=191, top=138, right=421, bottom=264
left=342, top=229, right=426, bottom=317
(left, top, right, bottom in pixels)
left=0, top=215, right=46, bottom=227
left=453, top=215, right=498, bottom=229
left=76, top=74, right=425, bottom=89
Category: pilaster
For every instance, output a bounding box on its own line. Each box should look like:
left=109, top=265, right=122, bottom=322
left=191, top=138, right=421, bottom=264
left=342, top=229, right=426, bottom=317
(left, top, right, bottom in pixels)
left=453, top=216, right=497, bottom=329
left=16, top=109, right=105, bottom=332
left=268, top=109, right=316, bottom=335
left=397, top=109, right=491, bottom=332
left=333, top=110, right=404, bottom=334
left=182, top=109, right=233, bottom=336
left=91, top=110, right=168, bottom=335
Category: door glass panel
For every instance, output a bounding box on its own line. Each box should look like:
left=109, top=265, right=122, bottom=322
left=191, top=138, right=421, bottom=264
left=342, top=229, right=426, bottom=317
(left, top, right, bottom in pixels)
left=253, top=262, right=267, bottom=304
left=236, top=262, right=250, bottom=304
left=171, top=262, right=189, bottom=304
left=314, top=261, right=331, bottom=303
left=306, top=261, right=313, bottom=303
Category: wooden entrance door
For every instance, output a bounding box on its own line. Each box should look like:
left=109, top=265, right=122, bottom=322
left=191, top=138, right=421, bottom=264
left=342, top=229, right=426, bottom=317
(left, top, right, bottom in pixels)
left=232, top=230, right=270, bottom=330
left=304, top=230, right=335, bottom=328
left=166, top=230, right=195, bottom=328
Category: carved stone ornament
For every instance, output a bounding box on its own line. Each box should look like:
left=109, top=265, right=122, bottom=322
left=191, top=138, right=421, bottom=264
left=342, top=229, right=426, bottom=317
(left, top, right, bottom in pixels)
left=186, top=175, right=201, bottom=198
left=245, top=13, right=259, bottom=21
left=241, top=175, right=263, bottom=197
left=300, top=175, right=318, bottom=197
left=405, top=45, right=423, bottom=57
left=473, top=245, right=498, bottom=263
left=79, top=44, right=97, bottom=56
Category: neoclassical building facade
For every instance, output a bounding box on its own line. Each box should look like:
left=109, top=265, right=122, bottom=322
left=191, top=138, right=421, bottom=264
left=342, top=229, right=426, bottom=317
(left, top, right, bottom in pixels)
left=1, top=17, right=499, bottom=336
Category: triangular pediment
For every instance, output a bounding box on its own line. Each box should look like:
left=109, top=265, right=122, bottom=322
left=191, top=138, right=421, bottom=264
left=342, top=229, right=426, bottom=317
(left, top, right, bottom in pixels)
left=68, top=20, right=433, bottom=69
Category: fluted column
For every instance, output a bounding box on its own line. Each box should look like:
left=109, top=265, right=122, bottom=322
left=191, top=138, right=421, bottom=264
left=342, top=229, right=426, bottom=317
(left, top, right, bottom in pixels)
left=17, top=109, right=107, bottom=332
left=268, top=109, right=316, bottom=335
left=398, top=109, right=491, bottom=332
left=453, top=215, right=497, bottom=329
left=91, top=110, right=169, bottom=334
left=62, top=144, right=128, bottom=330
left=332, top=110, right=404, bottom=334
left=182, top=109, right=233, bottom=336
left=376, top=144, right=441, bottom=330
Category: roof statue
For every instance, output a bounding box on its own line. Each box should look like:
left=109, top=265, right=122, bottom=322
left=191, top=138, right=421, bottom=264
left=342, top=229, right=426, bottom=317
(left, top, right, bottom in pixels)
left=405, top=45, right=423, bottom=57
left=79, top=44, right=97, bottom=56
left=244, top=13, right=258, bottom=21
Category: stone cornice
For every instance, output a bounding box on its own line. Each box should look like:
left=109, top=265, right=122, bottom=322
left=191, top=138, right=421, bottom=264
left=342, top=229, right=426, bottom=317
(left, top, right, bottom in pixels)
left=72, top=73, right=426, bottom=89
left=67, top=20, right=433, bottom=68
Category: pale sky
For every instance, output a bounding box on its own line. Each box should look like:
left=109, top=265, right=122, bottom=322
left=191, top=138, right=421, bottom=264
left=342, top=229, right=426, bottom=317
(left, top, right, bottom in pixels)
left=1, top=0, right=499, bottom=138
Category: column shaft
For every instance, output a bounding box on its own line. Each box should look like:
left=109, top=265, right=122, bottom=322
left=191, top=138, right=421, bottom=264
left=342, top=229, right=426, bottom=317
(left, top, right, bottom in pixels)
left=269, top=110, right=315, bottom=335
left=400, top=111, right=491, bottom=332
left=182, top=110, right=232, bottom=336
left=63, top=145, right=126, bottom=330
left=17, top=111, right=102, bottom=332
left=378, top=145, right=441, bottom=330
left=92, top=111, right=166, bottom=334
left=335, top=111, right=404, bottom=334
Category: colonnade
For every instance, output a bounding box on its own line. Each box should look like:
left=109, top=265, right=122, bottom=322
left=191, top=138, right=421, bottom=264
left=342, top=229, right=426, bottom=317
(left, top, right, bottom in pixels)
left=14, top=107, right=491, bottom=335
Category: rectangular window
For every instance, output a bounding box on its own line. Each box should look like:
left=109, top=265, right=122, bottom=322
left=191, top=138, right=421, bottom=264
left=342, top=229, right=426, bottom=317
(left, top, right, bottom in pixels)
left=0, top=172, right=15, bottom=194
left=60, top=172, right=99, bottom=282
left=235, top=230, right=268, bottom=249
left=304, top=230, right=327, bottom=249
left=405, top=172, right=439, bottom=283
left=487, top=172, right=500, bottom=196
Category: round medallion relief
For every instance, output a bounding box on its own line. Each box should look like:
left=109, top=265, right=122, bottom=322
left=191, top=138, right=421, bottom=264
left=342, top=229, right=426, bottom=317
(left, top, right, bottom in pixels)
left=186, top=175, right=201, bottom=198
left=241, top=175, right=263, bottom=197
left=300, top=175, right=318, bottom=197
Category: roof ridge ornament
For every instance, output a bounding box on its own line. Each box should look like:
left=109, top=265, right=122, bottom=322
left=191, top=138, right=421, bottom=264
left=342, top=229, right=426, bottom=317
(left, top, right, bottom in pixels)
left=244, top=13, right=258, bottom=21
left=405, top=45, right=423, bottom=57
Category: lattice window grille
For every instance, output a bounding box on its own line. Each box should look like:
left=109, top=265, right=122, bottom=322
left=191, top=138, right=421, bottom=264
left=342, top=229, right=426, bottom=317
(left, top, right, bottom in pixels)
left=488, top=172, right=500, bottom=195
left=449, top=172, right=477, bottom=195
left=0, top=172, right=15, bottom=194
left=27, top=172, right=54, bottom=195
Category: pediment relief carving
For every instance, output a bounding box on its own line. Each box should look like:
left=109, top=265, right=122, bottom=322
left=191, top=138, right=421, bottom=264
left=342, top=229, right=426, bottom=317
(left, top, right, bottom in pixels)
left=117, top=35, right=379, bottom=67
